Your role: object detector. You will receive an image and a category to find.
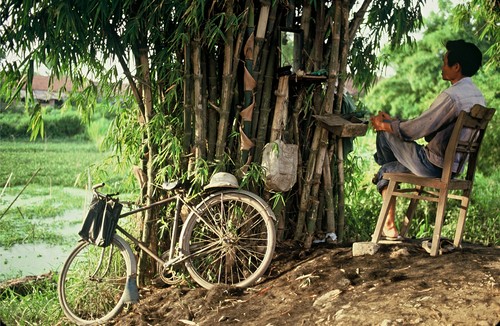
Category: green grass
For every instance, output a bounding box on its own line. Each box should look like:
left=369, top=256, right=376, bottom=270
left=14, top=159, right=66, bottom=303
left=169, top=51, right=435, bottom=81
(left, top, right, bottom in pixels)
left=0, top=140, right=107, bottom=188
left=0, top=273, right=65, bottom=326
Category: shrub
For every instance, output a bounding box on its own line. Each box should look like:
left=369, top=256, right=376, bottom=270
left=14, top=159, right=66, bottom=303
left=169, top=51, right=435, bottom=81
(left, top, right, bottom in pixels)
left=44, top=111, right=86, bottom=138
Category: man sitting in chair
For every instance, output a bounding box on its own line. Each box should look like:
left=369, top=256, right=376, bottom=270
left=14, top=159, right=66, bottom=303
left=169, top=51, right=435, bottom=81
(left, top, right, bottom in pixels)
left=370, top=39, right=485, bottom=240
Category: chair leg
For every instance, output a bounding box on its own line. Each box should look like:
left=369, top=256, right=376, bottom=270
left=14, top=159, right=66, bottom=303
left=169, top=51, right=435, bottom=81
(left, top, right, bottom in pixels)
left=372, top=180, right=397, bottom=243
left=430, top=191, right=449, bottom=256
left=400, top=186, right=423, bottom=237
left=454, top=194, right=470, bottom=248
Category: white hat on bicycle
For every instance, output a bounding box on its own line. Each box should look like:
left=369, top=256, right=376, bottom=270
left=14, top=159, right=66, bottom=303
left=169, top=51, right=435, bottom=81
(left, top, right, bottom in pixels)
left=204, top=172, right=239, bottom=189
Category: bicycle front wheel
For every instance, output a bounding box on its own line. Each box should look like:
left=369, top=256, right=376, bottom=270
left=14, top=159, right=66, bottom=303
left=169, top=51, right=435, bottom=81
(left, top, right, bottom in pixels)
left=181, top=190, right=276, bottom=289
left=58, top=237, right=131, bottom=325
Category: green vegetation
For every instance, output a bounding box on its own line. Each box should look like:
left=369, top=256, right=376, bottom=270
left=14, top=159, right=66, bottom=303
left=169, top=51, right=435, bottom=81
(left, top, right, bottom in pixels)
left=0, top=274, right=64, bottom=325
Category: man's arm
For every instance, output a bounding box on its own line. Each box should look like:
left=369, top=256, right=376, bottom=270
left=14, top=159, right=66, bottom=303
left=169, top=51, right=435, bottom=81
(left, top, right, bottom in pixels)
left=370, top=111, right=394, bottom=133
left=391, top=93, right=457, bottom=141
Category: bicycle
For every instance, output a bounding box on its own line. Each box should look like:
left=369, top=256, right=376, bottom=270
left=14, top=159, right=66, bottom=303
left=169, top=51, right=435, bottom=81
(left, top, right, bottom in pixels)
left=57, top=173, right=276, bottom=325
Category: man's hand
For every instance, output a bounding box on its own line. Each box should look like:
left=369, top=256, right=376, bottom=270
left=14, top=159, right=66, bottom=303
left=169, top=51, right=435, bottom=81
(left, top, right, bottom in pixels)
left=370, top=111, right=394, bottom=132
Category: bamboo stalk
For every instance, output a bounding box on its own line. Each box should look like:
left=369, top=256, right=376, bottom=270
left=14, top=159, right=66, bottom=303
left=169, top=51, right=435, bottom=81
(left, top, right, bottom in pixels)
left=316, top=189, right=325, bottom=232
left=334, top=0, right=351, bottom=242
left=297, top=1, right=335, bottom=242
left=253, top=0, right=270, bottom=67
left=254, top=5, right=277, bottom=162
left=291, top=89, right=306, bottom=193
left=251, top=1, right=273, bottom=141
left=334, top=0, right=350, bottom=114
left=207, top=53, right=218, bottom=162
left=301, top=2, right=312, bottom=51
left=323, top=149, right=336, bottom=234
left=215, top=0, right=236, bottom=161
left=304, top=198, right=319, bottom=248
left=337, top=137, right=346, bottom=242
left=191, top=37, right=206, bottom=159
left=138, top=48, right=158, bottom=284
left=183, top=41, right=194, bottom=165
left=241, top=13, right=256, bottom=167
left=269, top=75, right=289, bottom=141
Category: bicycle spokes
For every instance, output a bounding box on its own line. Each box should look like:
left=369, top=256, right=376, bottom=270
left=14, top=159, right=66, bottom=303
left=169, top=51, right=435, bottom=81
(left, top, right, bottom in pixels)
left=184, top=192, right=274, bottom=287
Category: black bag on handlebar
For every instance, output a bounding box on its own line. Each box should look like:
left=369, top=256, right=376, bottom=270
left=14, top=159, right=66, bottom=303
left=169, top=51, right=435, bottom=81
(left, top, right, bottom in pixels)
left=78, top=195, right=123, bottom=247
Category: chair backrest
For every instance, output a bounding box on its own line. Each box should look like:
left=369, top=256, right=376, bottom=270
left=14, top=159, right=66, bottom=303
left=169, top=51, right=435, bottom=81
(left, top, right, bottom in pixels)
left=441, top=104, right=496, bottom=183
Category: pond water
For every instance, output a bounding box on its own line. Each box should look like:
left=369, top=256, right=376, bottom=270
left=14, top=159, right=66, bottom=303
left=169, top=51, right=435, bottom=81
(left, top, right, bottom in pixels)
left=0, top=243, right=74, bottom=280
left=0, top=209, right=83, bottom=282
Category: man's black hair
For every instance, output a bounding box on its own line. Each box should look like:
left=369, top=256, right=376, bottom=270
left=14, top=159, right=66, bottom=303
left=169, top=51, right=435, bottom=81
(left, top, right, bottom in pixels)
left=445, top=39, right=482, bottom=77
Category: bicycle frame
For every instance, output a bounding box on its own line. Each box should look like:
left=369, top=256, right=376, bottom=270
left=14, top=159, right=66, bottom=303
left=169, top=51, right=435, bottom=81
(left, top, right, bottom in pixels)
left=113, top=191, right=216, bottom=271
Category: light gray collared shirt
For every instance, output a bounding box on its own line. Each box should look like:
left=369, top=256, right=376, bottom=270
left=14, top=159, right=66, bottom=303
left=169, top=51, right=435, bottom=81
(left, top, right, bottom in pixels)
left=390, top=77, right=485, bottom=172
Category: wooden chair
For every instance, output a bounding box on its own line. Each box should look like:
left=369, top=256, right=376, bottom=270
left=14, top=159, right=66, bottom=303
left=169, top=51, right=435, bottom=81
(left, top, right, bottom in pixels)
left=371, top=104, right=496, bottom=256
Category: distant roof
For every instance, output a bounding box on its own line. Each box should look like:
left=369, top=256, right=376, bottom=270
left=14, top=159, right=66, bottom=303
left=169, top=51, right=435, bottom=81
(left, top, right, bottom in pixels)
left=20, top=75, right=73, bottom=102
left=28, top=75, right=73, bottom=92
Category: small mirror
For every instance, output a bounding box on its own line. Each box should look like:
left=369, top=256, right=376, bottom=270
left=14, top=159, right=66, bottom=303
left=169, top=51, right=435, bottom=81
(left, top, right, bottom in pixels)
left=279, top=28, right=303, bottom=73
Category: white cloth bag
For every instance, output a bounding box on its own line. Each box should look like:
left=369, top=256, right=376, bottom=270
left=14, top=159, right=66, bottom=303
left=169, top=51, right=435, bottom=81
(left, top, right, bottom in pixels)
left=261, top=139, right=298, bottom=192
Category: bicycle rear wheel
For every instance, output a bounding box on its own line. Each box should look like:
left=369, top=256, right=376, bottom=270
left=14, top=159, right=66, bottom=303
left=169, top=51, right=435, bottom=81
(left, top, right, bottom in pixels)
left=180, top=190, right=276, bottom=289
left=58, top=236, right=132, bottom=325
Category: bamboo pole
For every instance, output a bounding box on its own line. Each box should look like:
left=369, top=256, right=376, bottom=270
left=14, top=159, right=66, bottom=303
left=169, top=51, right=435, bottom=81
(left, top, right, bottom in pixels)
left=215, top=0, right=236, bottom=161
left=305, top=101, right=329, bottom=248
left=333, top=0, right=349, bottom=115
left=207, top=53, right=218, bottom=162
left=138, top=47, right=158, bottom=285
left=254, top=5, right=278, bottom=162
left=269, top=75, right=289, bottom=141
left=337, top=137, right=346, bottom=242
left=183, top=41, right=194, bottom=166
left=323, top=143, right=336, bottom=234
left=335, top=0, right=352, bottom=242
left=253, top=0, right=270, bottom=70
left=240, top=22, right=256, bottom=167
left=251, top=0, right=273, bottom=143
left=291, top=89, right=306, bottom=192
left=294, top=124, right=319, bottom=240
left=191, top=37, right=206, bottom=159
left=301, top=2, right=312, bottom=53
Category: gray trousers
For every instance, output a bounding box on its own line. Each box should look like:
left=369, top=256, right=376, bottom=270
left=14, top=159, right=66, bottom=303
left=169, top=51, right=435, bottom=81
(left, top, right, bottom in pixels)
left=373, top=131, right=442, bottom=192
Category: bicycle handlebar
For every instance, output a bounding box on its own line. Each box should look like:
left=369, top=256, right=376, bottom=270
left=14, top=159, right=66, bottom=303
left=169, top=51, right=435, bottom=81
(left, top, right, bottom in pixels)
left=92, top=183, right=105, bottom=190
left=92, top=183, right=119, bottom=199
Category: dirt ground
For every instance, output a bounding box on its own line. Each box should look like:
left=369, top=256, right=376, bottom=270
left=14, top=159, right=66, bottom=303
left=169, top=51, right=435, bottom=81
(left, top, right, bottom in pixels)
left=113, top=240, right=500, bottom=326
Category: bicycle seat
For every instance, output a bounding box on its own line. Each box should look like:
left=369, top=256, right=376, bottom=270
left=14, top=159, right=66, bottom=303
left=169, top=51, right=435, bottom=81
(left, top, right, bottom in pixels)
left=162, top=180, right=180, bottom=191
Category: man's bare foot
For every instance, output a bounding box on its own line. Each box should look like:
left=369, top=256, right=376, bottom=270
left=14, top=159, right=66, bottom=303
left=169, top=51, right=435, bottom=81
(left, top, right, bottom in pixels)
left=382, top=227, right=399, bottom=239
